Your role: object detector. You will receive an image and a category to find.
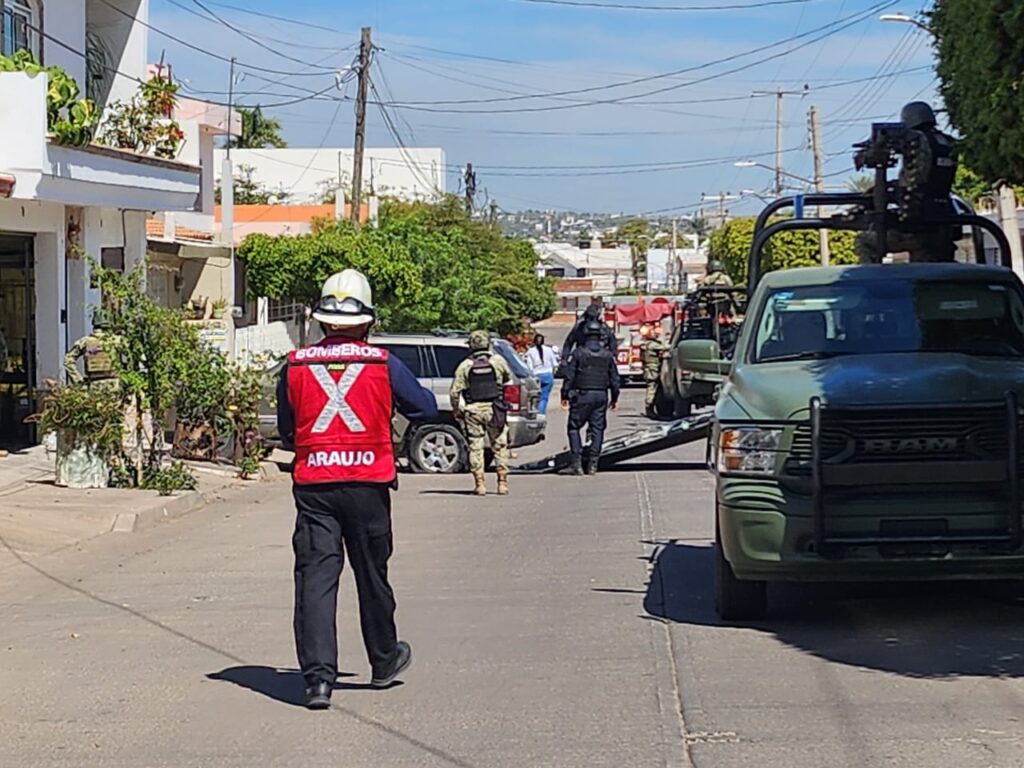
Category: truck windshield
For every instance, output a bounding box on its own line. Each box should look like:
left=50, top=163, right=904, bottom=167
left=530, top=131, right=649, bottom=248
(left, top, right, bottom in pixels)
left=753, top=279, right=1024, bottom=362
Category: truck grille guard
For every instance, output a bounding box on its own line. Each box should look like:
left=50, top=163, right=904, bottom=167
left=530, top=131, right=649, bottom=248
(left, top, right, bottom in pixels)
left=809, top=393, right=1022, bottom=552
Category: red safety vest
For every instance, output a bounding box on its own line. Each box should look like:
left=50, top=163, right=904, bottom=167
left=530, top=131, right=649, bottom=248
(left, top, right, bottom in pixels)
left=286, top=339, right=395, bottom=485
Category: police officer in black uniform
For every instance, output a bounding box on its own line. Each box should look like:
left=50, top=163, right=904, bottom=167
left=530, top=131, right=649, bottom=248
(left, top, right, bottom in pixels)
left=560, top=319, right=621, bottom=476
left=562, top=303, right=618, bottom=359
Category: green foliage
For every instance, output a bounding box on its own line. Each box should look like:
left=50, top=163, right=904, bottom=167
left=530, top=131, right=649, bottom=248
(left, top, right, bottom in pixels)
left=932, top=1, right=1024, bottom=185
left=231, top=105, right=287, bottom=149
left=90, top=263, right=203, bottom=467
left=0, top=51, right=98, bottom=146
left=707, top=217, right=860, bottom=283
left=142, top=460, right=198, bottom=495
left=953, top=165, right=995, bottom=207
left=30, top=380, right=123, bottom=458
left=846, top=175, right=874, bottom=193
left=97, top=75, right=185, bottom=159
left=238, top=196, right=556, bottom=335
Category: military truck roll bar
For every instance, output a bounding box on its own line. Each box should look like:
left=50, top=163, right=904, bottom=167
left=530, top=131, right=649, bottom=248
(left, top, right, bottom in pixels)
left=746, top=194, right=1014, bottom=297
left=746, top=120, right=1015, bottom=296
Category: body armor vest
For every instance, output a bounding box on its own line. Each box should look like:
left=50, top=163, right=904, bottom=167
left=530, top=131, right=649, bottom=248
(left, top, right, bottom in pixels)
left=286, top=339, right=396, bottom=485
left=575, top=345, right=612, bottom=391
left=466, top=355, right=501, bottom=403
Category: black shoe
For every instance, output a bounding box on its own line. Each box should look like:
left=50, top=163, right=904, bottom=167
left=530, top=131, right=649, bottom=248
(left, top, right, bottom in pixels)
left=304, top=681, right=332, bottom=710
left=371, top=641, right=413, bottom=688
left=586, top=461, right=599, bottom=476
left=558, top=457, right=584, bottom=476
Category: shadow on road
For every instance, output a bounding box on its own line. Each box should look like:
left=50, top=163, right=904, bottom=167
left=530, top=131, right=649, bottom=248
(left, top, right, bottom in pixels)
left=208, top=666, right=369, bottom=707
left=643, top=539, right=1024, bottom=679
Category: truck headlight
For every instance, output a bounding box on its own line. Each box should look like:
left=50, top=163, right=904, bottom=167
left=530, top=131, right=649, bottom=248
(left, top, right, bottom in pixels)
left=717, top=427, right=782, bottom=474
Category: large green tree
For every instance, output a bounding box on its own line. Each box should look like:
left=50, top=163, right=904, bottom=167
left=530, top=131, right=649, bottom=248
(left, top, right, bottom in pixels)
left=932, top=1, right=1024, bottom=185
left=707, top=217, right=860, bottom=283
left=238, top=196, right=555, bottom=335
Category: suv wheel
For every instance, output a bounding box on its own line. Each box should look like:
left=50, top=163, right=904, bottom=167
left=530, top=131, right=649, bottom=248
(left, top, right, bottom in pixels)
left=714, top=511, right=767, bottom=621
left=673, top=394, right=693, bottom=419
left=653, top=382, right=674, bottom=418
left=409, top=424, right=468, bottom=474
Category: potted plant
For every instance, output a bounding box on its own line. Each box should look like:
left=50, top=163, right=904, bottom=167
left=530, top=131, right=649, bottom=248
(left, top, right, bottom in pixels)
left=211, top=297, right=229, bottom=320
left=29, top=379, right=124, bottom=489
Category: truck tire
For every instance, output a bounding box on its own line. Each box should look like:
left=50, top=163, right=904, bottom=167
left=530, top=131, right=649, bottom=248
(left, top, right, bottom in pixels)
left=673, top=394, right=693, bottom=419
left=714, top=513, right=767, bottom=621
left=653, top=383, right=674, bottom=418
left=409, top=424, right=468, bottom=474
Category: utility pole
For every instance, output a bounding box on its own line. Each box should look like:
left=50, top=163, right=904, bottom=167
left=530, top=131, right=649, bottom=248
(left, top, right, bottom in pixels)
left=809, top=105, right=831, bottom=266
left=753, top=86, right=808, bottom=196
left=670, top=219, right=678, bottom=291
left=464, top=163, right=477, bottom=215
left=350, top=26, right=372, bottom=227
left=701, top=192, right=739, bottom=227
left=489, top=199, right=498, bottom=224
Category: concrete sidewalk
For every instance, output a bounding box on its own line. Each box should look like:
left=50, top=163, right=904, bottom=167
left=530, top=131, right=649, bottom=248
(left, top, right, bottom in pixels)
left=0, top=446, right=284, bottom=571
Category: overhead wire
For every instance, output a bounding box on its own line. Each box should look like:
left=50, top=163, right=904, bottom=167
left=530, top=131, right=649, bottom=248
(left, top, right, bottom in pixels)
left=373, top=1, right=897, bottom=109
left=515, top=0, right=816, bottom=10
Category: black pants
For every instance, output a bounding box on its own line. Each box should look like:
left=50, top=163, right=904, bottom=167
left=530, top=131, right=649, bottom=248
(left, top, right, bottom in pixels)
left=567, top=390, right=609, bottom=459
left=292, top=482, right=398, bottom=686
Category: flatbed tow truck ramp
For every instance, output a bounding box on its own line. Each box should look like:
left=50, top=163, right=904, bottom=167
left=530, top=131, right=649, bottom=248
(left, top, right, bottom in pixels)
left=511, top=412, right=714, bottom=474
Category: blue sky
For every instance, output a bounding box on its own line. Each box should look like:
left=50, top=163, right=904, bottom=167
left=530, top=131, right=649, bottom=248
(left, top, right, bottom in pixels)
left=150, top=0, right=938, bottom=214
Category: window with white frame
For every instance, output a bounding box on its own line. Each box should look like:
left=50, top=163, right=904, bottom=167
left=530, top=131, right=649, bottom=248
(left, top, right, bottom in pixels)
left=2, top=0, right=39, bottom=59
left=267, top=298, right=304, bottom=324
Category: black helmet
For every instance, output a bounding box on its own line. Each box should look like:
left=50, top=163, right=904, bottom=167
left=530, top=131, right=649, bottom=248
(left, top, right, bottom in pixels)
left=584, top=319, right=604, bottom=338
left=901, top=101, right=937, bottom=130
left=583, top=304, right=601, bottom=320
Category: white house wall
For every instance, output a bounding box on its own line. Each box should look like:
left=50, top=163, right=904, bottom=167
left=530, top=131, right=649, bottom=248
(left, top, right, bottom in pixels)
left=85, top=0, right=149, bottom=108
left=216, top=148, right=447, bottom=204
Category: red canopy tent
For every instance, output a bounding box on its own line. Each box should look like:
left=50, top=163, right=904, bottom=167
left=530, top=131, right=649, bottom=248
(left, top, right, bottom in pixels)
left=614, top=298, right=675, bottom=327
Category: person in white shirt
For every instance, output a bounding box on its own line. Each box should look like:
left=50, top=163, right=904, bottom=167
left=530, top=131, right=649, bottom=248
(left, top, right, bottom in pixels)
left=525, top=333, right=559, bottom=414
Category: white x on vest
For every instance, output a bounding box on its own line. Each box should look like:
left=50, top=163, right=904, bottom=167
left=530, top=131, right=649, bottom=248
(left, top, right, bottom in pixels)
left=310, top=364, right=367, bottom=433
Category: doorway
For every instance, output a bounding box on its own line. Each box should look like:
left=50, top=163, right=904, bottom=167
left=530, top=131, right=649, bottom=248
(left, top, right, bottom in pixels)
left=0, top=234, right=35, bottom=449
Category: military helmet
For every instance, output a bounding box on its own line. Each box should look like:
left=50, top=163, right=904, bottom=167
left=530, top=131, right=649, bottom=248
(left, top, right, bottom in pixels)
left=468, top=329, right=490, bottom=351
left=707, top=259, right=725, bottom=273
left=901, top=101, right=937, bottom=130
left=584, top=319, right=604, bottom=338
left=92, top=309, right=110, bottom=331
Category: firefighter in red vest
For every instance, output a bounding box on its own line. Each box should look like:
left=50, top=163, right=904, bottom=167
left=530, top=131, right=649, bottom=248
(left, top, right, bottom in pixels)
left=276, top=269, right=437, bottom=710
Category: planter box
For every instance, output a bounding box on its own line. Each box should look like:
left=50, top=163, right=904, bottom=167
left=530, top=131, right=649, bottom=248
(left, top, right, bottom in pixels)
left=54, top=431, right=109, bottom=489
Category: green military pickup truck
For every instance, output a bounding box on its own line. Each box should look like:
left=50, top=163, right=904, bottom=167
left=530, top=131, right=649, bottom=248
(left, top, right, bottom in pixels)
left=710, top=122, right=1020, bottom=619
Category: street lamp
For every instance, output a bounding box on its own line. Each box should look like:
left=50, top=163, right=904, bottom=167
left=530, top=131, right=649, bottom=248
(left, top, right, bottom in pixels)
left=734, top=160, right=816, bottom=186
left=879, top=13, right=931, bottom=33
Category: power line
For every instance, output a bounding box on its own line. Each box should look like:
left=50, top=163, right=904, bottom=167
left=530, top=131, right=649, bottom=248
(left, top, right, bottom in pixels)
left=516, top=0, right=815, bottom=10
left=94, top=0, right=341, bottom=78
left=196, top=0, right=346, bottom=33
left=372, top=2, right=900, bottom=114
left=376, top=1, right=895, bottom=108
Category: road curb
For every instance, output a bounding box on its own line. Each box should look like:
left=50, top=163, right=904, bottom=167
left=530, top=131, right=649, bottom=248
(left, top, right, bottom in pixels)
left=131, top=481, right=233, bottom=532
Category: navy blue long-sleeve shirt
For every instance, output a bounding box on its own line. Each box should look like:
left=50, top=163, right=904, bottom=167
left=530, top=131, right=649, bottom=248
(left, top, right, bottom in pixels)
left=276, top=353, right=438, bottom=451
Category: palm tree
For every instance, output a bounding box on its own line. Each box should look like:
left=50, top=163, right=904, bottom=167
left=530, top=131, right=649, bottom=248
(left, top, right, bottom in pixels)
left=231, top=106, right=287, bottom=149
left=846, top=174, right=874, bottom=193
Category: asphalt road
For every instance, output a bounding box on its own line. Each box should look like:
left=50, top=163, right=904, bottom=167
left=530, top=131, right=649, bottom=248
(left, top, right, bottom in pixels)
left=3, top=389, right=1024, bottom=766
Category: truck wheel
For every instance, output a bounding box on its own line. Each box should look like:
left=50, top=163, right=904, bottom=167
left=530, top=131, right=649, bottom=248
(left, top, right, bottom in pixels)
left=673, top=395, right=693, bottom=419
left=653, top=383, right=674, bottom=418
left=409, top=424, right=468, bottom=474
left=714, top=515, right=767, bottom=621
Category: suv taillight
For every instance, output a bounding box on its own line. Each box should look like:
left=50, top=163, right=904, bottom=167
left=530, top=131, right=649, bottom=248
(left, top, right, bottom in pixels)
left=504, top=384, right=522, bottom=412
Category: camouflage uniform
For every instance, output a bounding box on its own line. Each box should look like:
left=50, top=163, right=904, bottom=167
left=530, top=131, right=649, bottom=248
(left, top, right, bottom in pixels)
left=450, top=332, right=513, bottom=494
left=641, top=337, right=670, bottom=411
left=64, top=330, right=123, bottom=389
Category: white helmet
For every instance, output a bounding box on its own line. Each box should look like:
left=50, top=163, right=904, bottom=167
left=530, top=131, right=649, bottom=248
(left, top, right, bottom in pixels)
left=311, top=269, right=375, bottom=327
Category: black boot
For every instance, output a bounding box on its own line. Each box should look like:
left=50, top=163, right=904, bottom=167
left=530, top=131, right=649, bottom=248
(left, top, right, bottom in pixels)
left=587, top=459, right=599, bottom=476
left=304, top=681, right=332, bottom=710
left=559, top=456, right=584, bottom=476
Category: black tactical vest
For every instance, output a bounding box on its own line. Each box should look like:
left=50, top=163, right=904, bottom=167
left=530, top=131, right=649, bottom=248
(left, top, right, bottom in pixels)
left=575, top=345, right=612, bottom=390
left=925, top=130, right=957, bottom=198
left=466, top=355, right=501, bottom=402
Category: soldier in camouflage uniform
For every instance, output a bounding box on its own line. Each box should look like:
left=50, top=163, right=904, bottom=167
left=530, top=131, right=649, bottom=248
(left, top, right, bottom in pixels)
left=641, top=325, right=670, bottom=417
left=450, top=330, right=513, bottom=496
left=64, top=313, right=123, bottom=390
left=703, top=260, right=737, bottom=318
